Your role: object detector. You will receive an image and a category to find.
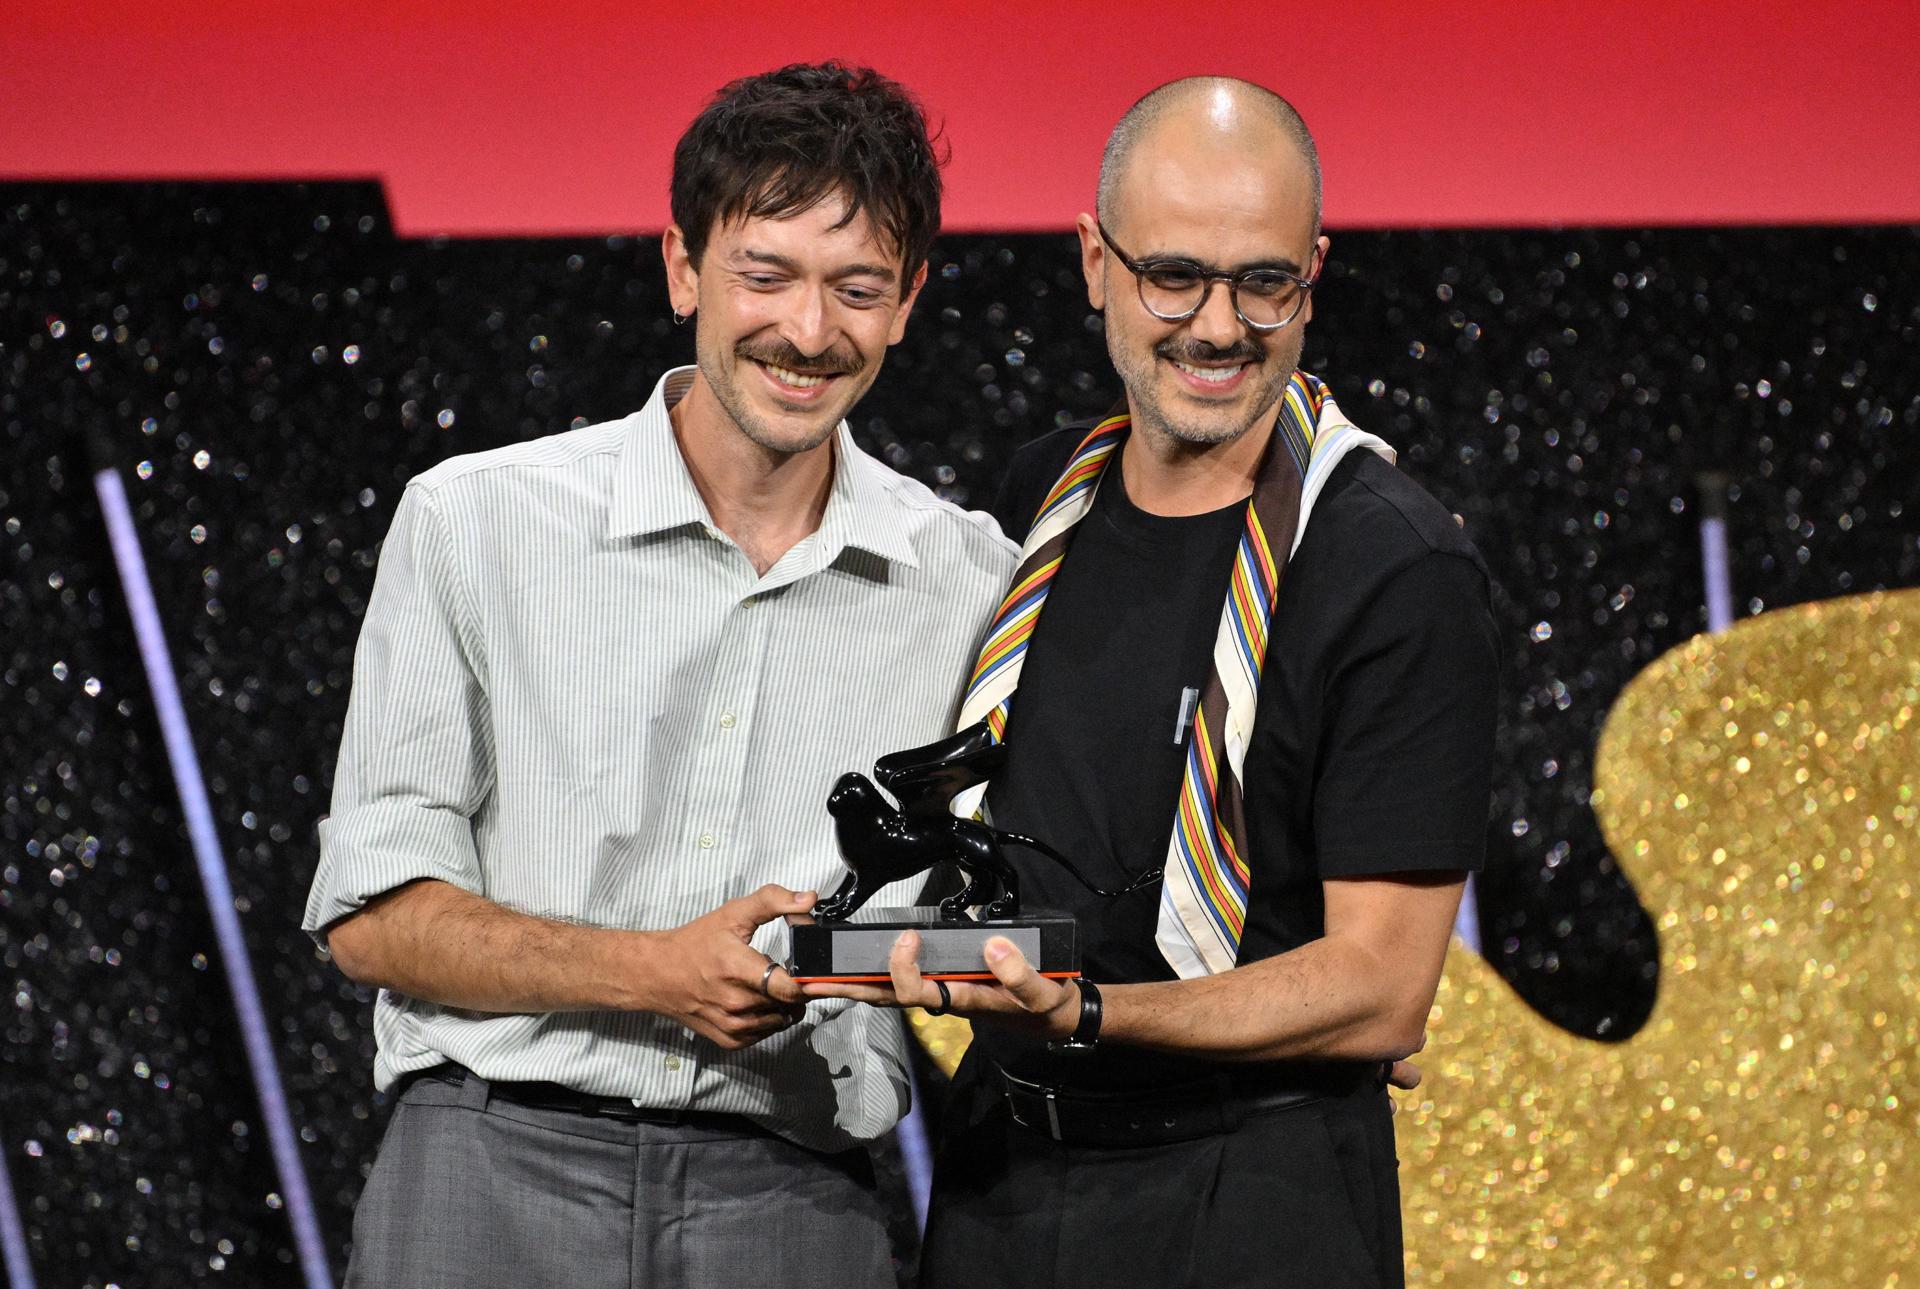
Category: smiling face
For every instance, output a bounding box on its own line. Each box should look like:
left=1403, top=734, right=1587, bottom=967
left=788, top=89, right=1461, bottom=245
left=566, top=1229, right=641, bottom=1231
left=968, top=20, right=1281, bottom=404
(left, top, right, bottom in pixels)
left=1081, top=103, right=1326, bottom=450
left=665, top=191, right=926, bottom=457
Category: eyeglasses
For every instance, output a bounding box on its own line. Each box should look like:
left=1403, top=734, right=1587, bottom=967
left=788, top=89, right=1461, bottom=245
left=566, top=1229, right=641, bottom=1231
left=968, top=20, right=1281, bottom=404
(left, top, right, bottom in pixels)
left=1096, top=222, right=1318, bottom=332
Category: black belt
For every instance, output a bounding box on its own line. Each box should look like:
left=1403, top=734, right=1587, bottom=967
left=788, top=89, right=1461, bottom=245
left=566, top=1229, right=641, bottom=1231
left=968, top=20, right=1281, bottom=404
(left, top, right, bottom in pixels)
left=399, top=1064, right=771, bottom=1133
left=990, top=1061, right=1384, bottom=1148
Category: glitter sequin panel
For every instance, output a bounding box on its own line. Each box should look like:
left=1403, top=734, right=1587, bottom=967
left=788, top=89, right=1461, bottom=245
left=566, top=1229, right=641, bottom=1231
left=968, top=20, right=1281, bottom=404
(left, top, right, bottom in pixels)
left=1398, top=589, right=1920, bottom=1285
left=2, top=184, right=1916, bottom=1282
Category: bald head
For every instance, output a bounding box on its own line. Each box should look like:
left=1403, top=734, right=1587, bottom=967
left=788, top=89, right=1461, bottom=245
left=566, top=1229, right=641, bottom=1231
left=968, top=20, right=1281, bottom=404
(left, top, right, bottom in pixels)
left=1097, top=77, right=1321, bottom=235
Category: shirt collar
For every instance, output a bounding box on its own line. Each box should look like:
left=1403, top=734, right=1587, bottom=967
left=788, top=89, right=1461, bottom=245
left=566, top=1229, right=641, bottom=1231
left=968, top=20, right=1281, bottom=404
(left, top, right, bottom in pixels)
left=607, top=365, right=921, bottom=570
left=606, top=367, right=710, bottom=540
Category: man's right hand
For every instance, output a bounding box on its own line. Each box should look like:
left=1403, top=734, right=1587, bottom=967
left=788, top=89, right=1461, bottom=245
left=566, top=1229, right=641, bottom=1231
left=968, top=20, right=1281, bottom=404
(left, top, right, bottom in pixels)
left=324, top=878, right=816, bottom=1051
left=635, top=884, right=816, bottom=1051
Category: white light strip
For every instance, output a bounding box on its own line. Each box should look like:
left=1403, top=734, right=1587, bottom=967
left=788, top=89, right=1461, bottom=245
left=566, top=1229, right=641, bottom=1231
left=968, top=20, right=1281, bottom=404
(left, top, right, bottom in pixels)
left=1700, top=515, right=1735, bottom=634
left=0, top=1122, right=35, bottom=1289
left=93, top=467, right=335, bottom=1289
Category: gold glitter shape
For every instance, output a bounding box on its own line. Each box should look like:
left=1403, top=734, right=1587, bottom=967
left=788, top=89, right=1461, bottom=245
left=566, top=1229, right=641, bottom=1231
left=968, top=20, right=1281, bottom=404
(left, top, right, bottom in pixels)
left=1400, top=589, right=1920, bottom=1285
left=907, top=1007, right=973, bottom=1078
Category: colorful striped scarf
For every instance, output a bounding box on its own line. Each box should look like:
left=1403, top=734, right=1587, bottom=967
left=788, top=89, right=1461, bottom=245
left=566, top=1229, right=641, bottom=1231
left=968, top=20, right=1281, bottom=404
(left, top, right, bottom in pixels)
left=956, top=370, right=1395, bottom=976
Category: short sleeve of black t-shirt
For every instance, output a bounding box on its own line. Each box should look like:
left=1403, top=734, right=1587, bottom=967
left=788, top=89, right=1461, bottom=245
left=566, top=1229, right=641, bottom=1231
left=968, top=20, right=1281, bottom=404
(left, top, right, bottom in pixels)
left=978, top=422, right=1499, bottom=1090
left=1312, top=554, right=1496, bottom=874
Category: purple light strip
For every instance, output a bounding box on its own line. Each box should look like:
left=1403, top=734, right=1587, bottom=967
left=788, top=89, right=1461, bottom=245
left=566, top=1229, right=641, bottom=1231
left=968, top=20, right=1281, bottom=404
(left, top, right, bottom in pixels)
left=0, top=1123, right=36, bottom=1289
left=92, top=467, right=334, bottom=1289
left=1700, top=516, right=1735, bottom=635
left=897, top=1035, right=934, bottom=1233
left=1452, top=873, right=1482, bottom=955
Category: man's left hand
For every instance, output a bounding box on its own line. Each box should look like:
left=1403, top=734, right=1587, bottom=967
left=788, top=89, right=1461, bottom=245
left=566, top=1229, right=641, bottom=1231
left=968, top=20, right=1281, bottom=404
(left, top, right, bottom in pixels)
left=802, top=930, right=1080, bottom=1040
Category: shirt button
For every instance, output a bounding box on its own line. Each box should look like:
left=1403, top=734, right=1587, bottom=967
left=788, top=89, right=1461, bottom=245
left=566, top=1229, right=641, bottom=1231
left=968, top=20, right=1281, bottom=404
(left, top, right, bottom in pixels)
left=697, top=832, right=715, bottom=849
left=664, top=1055, right=682, bottom=1072
left=719, top=711, right=737, bottom=729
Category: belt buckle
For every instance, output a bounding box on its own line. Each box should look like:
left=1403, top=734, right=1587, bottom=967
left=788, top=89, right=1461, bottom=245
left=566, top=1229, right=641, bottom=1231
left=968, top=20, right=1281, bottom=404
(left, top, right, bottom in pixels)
left=1001, top=1070, right=1066, bottom=1142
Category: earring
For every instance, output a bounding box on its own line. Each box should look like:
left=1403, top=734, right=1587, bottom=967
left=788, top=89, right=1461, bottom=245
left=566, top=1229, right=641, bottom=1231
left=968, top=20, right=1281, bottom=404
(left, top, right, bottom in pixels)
left=671, top=308, right=689, bottom=327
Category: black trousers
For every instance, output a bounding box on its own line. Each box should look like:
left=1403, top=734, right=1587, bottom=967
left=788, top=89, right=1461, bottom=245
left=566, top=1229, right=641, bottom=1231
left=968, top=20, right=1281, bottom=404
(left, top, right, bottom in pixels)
left=921, top=1051, right=1405, bottom=1289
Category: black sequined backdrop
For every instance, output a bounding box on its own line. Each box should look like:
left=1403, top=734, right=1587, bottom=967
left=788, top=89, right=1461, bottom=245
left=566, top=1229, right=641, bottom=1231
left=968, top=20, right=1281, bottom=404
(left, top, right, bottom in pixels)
left=3, top=184, right=1917, bottom=1285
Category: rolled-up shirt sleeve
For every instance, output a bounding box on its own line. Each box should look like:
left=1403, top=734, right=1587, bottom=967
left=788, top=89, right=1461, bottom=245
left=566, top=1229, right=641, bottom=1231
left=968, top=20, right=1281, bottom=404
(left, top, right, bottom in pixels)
left=301, top=482, right=493, bottom=948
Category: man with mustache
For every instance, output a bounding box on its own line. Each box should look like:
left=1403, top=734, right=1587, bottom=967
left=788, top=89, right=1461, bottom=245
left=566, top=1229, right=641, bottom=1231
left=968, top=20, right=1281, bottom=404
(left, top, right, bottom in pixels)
left=810, top=77, right=1498, bottom=1287
left=302, top=63, right=1015, bottom=1287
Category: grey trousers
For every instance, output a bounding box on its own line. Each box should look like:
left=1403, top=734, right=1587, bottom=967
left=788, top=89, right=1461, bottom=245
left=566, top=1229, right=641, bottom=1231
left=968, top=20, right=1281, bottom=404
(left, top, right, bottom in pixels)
left=344, top=1070, right=896, bottom=1288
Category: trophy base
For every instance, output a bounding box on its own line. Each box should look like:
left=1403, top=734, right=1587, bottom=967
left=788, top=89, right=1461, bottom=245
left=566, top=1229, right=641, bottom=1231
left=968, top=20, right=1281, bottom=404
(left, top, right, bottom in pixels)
left=783, top=906, right=1079, bottom=984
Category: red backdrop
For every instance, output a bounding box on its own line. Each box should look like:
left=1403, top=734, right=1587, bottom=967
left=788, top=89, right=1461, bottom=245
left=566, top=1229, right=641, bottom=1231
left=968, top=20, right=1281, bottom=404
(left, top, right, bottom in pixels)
left=7, top=0, right=1917, bottom=234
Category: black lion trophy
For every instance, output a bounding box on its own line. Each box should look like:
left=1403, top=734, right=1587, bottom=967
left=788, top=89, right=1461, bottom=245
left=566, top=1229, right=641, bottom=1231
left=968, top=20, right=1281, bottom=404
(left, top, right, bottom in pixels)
left=783, top=722, right=1158, bottom=983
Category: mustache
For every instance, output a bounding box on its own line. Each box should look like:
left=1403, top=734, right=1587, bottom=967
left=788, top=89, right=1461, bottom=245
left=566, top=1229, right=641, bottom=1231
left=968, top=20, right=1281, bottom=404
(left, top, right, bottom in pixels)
left=735, top=338, right=865, bottom=377
left=1154, top=337, right=1264, bottom=366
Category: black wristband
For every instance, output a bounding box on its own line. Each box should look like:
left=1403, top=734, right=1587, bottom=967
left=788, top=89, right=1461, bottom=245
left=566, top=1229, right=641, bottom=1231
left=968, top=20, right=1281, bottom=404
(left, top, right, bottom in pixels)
left=1050, top=978, right=1102, bottom=1052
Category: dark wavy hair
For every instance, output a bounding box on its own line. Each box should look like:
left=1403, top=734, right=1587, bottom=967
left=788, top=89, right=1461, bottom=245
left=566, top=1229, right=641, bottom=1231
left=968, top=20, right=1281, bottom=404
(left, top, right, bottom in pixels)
left=670, top=62, right=944, bottom=290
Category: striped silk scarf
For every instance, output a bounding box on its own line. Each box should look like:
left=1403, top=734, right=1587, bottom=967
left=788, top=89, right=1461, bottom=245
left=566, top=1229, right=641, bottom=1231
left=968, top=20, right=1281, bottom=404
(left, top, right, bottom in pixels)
left=956, top=371, right=1395, bottom=977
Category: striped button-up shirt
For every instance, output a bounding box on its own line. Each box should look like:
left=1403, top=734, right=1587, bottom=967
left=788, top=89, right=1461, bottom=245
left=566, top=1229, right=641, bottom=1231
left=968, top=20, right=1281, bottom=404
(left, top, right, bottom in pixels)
left=303, top=367, right=1016, bottom=1150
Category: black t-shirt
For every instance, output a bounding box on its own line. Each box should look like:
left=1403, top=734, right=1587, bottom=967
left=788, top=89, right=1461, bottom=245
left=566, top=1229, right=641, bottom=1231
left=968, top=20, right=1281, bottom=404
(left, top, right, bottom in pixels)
left=974, top=424, right=1499, bottom=1091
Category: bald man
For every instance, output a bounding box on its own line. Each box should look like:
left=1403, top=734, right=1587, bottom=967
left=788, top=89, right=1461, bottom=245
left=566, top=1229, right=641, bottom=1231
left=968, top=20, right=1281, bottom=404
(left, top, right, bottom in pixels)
left=807, top=78, right=1498, bottom=1287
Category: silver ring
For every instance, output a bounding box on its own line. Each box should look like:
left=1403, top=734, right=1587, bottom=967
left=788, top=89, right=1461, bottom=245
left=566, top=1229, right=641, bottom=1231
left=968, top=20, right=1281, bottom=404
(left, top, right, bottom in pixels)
left=760, top=958, right=783, bottom=998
